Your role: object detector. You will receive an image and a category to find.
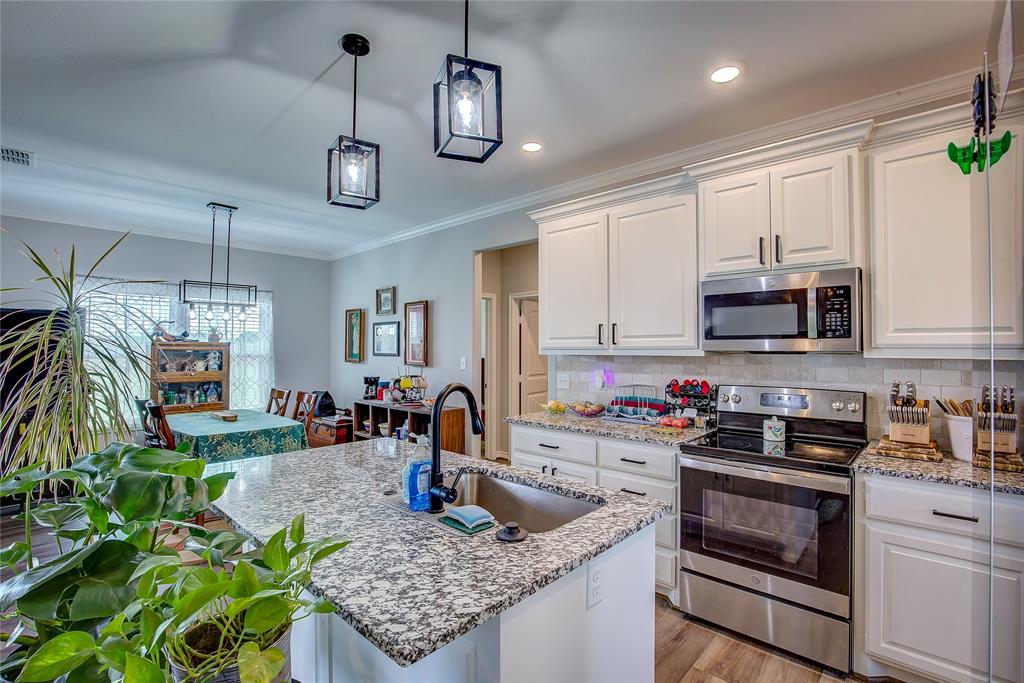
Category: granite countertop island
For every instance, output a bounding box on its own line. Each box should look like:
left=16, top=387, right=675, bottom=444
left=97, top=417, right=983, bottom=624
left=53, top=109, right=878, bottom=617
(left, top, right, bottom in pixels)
left=505, top=411, right=710, bottom=447
left=206, top=438, right=670, bottom=676
left=853, top=445, right=1024, bottom=496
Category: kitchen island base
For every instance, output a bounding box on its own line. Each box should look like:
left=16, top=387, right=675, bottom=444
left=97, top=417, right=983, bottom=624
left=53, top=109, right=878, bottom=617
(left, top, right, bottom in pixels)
left=291, top=525, right=656, bottom=683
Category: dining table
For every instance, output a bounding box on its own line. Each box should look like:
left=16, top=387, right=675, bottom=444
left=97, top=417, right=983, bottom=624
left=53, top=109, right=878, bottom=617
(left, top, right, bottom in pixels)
left=167, top=408, right=309, bottom=463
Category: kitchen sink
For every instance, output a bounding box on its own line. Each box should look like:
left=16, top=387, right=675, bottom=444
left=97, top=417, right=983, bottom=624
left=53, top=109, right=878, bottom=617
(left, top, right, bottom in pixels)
left=442, top=472, right=602, bottom=533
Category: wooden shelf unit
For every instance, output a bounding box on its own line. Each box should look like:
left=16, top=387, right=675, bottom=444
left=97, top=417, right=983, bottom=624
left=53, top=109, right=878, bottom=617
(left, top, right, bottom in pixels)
left=150, top=341, right=230, bottom=414
left=352, top=399, right=465, bottom=454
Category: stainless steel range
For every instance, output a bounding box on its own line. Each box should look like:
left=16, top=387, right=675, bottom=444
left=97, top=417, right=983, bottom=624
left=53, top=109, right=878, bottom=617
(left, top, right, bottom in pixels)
left=678, top=384, right=867, bottom=673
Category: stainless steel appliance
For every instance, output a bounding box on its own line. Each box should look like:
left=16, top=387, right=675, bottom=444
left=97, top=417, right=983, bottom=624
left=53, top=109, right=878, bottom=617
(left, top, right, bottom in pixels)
left=701, top=267, right=862, bottom=352
left=678, top=384, right=867, bottom=672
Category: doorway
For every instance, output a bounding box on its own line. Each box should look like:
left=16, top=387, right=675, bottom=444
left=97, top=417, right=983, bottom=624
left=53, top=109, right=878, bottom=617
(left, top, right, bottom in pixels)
left=479, top=294, right=497, bottom=459
left=508, top=293, right=547, bottom=422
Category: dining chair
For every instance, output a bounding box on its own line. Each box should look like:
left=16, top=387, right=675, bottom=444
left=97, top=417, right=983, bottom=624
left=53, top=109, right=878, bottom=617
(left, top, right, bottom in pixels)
left=145, top=401, right=176, bottom=450
left=266, top=388, right=292, bottom=416
left=135, top=397, right=161, bottom=447
left=292, top=391, right=317, bottom=432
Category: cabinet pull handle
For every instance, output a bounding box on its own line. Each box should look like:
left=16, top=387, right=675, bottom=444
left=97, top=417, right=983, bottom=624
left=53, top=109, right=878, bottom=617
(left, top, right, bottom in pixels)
left=598, top=323, right=604, bottom=345
left=612, top=323, right=618, bottom=345
left=551, top=467, right=558, bottom=476
left=541, top=465, right=548, bottom=474
left=758, top=237, right=765, bottom=265
left=538, top=443, right=560, bottom=450
left=620, top=457, right=647, bottom=465
left=932, top=509, right=979, bottom=523
left=775, top=234, right=782, bottom=264
left=620, top=487, right=647, bottom=496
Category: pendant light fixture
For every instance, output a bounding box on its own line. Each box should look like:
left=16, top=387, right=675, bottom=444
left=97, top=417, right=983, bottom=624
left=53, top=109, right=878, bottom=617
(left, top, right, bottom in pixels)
left=180, top=202, right=257, bottom=322
left=328, top=33, right=380, bottom=209
left=433, top=0, right=503, bottom=162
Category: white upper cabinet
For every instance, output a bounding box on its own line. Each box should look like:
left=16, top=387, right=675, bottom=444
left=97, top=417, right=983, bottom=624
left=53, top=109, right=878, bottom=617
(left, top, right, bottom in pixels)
left=699, top=169, right=771, bottom=276
left=538, top=213, right=609, bottom=350
left=869, top=123, right=1023, bottom=350
left=770, top=152, right=852, bottom=269
left=608, top=194, right=698, bottom=350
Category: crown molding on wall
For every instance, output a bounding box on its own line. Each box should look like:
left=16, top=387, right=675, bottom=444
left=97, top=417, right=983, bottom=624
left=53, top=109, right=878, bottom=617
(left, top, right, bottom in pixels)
left=331, top=62, right=1015, bottom=261
left=527, top=173, right=695, bottom=223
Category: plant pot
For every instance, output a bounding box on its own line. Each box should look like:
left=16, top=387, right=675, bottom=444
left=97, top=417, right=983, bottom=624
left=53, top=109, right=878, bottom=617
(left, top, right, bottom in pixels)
left=168, top=626, right=292, bottom=683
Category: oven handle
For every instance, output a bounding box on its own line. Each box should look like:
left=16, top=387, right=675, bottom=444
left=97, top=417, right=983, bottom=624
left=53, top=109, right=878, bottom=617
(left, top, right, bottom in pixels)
left=679, top=455, right=850, bottom=494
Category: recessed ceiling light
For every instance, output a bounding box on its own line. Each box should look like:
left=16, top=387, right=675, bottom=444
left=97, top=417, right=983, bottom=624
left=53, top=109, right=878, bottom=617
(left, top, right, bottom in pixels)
left=521, top=142, right=543, bottom=153
left=710, top=65, right=741, bottom=84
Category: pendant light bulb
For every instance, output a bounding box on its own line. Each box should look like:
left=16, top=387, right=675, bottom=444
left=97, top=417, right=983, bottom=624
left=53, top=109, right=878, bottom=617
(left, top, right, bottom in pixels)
left=452, top=70, right=483, bottom=136
left=188, top=304, right=197, bottom=320
left=221, top=308, right=231, bottom=322
left=342, top=144, right=368, bottom=196
left=238, top=307, right=248, bottom=323
left=204, top=305, right=215, bottom=321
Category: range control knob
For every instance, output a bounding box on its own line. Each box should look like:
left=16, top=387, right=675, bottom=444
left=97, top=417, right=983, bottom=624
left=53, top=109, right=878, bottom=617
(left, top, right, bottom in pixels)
left=730, top=394, right=742, bottom=404
left=831, top=400, right=846, bottom=411
left=720, top=394, right=731, bottom=403
left=847, top=401, right=861, bottom=413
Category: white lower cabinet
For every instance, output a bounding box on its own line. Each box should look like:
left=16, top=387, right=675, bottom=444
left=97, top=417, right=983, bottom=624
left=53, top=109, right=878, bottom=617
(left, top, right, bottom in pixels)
left=861, top=474, right=1024, bottom=683
left=511, top=424, right=680, bottom=599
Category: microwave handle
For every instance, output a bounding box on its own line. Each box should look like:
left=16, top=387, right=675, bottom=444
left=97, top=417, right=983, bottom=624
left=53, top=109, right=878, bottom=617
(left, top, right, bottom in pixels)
left=758, top=237, right=765, bottom=265
left=807, top=286, right=818, bottom=340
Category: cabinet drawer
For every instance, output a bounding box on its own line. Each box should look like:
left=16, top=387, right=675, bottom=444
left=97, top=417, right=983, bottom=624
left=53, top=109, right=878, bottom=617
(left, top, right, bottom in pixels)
left=655, top=548, right=678, bottom=589
left=598, top=440, right=678, bottom=481
left=864, top=475, right=1024, bottom=548
left=511, top=426, right=597, bottom=465
left=655, top=515, right=677, bottom=549
left=598, top=470, right=676, bottom=512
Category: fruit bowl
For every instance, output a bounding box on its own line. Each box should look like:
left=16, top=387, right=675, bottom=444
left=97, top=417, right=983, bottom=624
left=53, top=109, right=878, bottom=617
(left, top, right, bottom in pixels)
left=541, top=400, right=567, bottom=414
left=569, top=401, right=605, bottom=418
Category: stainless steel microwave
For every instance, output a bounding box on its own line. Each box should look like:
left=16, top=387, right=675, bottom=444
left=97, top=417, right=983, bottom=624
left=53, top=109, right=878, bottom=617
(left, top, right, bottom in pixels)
left=701, top=268, right=862, bottom=352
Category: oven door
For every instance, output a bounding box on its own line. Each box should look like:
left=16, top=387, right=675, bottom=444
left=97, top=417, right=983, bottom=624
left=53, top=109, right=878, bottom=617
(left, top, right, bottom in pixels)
left=679, top=456, right=850, bottom=617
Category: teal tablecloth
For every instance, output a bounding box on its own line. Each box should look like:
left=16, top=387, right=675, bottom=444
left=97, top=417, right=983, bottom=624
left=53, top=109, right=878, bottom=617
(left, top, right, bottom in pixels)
left=167, top=409, right=308, bottom=463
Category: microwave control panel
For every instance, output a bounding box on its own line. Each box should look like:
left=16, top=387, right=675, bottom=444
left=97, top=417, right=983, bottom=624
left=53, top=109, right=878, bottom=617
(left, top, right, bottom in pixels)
left=816, top=286, right=852, bottom=338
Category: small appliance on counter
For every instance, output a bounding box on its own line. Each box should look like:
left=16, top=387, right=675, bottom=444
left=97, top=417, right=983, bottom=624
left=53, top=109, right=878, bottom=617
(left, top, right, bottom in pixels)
left=363, top=376, right=380, bottom=400
left=678, top=384, right=867, bottom=673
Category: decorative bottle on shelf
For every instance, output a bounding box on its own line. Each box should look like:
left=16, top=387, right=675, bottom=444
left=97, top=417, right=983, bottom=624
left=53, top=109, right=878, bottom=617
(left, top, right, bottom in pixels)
left=206, top=384, right=219, bottom=403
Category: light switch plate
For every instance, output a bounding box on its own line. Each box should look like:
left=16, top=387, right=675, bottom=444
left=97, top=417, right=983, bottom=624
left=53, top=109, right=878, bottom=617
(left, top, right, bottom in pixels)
left=459, top=357, right=467, bottom=370
left=557, top=372, right=570, bottom=390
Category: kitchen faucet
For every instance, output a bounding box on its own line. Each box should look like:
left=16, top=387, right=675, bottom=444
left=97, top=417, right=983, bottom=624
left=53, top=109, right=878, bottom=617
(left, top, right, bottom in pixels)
left=427, top=383, right=484, bottom=513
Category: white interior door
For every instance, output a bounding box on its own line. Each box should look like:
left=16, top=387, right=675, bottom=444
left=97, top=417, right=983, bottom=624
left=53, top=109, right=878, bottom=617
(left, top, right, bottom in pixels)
left=511, top=297, right=548, bottom=415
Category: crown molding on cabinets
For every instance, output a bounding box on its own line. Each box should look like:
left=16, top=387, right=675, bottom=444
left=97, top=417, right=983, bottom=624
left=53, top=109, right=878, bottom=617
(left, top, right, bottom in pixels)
left=682, top=120, right=875, bottom=181
left=863, top=88, right=1024, bottom=150
left=528, top=174, right=694, bottom=223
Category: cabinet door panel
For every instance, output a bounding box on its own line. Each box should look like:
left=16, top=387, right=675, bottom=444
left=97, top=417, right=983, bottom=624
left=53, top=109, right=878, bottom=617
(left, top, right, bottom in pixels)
left=870, top=125, right=1024, bottom=348
left=510, top=451, right=551, bottom=476
left=609, top=195, right=698, bottom=349
left=539, top=213, right=609, bottom=349
left=700, top=170, right=771, bottom=276
left=865, top=525, right=1024, bottom=682
left=770, top=152, right=851, bottom=268
left=549, top=460, right=597, bottom=486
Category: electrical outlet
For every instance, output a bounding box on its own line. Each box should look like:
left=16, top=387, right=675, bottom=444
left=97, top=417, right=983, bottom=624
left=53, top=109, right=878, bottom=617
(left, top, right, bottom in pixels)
left=586, top=560, right=603, bottom=609
left=593, top=369, right=605, bottom=389
left=459, top=357, right=467, bottom=370
left=557, top=372, right=570, bottom=390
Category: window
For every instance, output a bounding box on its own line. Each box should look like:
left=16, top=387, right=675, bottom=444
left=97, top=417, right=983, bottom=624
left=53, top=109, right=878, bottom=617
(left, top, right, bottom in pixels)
left=79, top=278, right=275, bottom=418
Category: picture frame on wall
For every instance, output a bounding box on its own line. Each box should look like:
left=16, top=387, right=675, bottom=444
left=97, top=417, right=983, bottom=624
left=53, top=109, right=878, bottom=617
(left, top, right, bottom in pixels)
left=372, top=321, right=400, bottom=356
left=376, top=286, right=396, bottom=315
left=404, top=300, right=429, bottom=366
left=344, top=308, right=364, bottom=363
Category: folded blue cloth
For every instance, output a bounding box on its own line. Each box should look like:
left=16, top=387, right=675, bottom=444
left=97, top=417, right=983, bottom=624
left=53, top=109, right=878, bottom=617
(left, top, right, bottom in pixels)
left=444, top=504, right=495, bottom=529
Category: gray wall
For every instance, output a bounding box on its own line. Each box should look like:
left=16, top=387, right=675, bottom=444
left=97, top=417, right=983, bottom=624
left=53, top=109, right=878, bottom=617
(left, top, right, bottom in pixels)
left=0, top=216, right=332, bottom=394
left=329, top=211, right=538, bottom=436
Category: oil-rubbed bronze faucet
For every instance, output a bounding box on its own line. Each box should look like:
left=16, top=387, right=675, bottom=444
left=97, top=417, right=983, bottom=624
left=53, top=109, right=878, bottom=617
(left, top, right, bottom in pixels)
left=427, top=383, right=484, bottom=513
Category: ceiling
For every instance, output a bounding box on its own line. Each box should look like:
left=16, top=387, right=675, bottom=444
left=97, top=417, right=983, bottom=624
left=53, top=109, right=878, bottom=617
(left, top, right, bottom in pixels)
left=0, top=1, right=1008, bottom=260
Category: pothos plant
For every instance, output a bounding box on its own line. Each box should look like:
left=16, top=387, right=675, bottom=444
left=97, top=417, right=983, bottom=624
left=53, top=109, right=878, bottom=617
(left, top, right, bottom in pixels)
left=0, top=442, right=349, bottom=683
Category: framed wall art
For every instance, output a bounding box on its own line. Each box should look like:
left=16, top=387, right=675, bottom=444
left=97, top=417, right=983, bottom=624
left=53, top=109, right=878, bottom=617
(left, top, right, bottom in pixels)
left=404, top=300, right=429, bottom=366
left=376, top=286, right=396, bottom=315
left=372, top=321, right=400, bottom=356
left=344, top=308, right=364, bottom=363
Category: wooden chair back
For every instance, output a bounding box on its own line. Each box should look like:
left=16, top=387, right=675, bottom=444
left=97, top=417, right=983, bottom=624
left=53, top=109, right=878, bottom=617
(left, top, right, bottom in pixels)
left=134, top=398, right=161, bottom=447
left=292, top=391, right=317, bottom=431
left=145, top=401, right=176, bottom=450
left=266, top=388, right=291, bottom=416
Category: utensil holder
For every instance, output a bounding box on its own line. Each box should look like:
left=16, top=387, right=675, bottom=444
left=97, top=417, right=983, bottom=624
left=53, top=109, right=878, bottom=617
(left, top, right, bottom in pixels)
left=945, top=415, right=973, bottom=462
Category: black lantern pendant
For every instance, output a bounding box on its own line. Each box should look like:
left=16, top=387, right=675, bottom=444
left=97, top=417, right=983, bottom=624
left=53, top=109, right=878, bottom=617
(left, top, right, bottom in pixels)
left=433, top=0, right=502, bottom=162
left=180, top=202, right=258, bottom=322
left=328, top=33, right=380, bottom=209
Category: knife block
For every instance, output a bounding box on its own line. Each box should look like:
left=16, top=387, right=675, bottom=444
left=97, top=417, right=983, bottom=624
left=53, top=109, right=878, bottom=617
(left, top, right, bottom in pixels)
left=976, top=413, right=1017, bottom=454
left=889, top=422, right=931, bottom=446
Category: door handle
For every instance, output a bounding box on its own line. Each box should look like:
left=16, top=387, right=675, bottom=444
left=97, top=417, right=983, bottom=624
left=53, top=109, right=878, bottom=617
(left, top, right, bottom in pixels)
left=612, top=323, right=618, bottom=345
left=758, top=237, right=765, bottom=265
left=932, top=509, right=979, bottom=523
left=538, top=443, right=560, bottom=450
left=551, top=467, right=558, bottom=476
left=598, top=323, right=603, bottom=345
left=541, top=465, right=548, bottom=474
left=620, top=487, right=647, bottom=496
left=620, top=457, right=647, bottom=465
left=775, top=234, right=782, bottom=264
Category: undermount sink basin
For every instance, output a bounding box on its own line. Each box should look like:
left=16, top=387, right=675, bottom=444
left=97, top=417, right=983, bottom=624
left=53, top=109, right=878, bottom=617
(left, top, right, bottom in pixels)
left=443, top=472, right=602, bottom=533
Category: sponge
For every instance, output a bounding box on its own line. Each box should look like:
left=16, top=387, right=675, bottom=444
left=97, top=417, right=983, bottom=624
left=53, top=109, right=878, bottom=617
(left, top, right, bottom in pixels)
left=439, top=516, right=496, bottom=535
left=443, top=504, right=495, bottom=530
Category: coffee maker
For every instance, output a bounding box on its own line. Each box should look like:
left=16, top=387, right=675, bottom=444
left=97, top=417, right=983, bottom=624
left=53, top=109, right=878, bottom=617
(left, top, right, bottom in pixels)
left=363, top=376, right=379, bottom=400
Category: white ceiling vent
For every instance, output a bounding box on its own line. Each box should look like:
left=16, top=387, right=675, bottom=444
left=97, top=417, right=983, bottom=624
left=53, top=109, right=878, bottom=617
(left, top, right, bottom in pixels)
left=1, top=147, right=34, bottom=166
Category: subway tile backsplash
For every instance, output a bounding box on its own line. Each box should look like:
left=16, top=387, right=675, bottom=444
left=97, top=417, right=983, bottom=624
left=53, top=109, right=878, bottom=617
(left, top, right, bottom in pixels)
left=551, top=354, right=1024, bottom=449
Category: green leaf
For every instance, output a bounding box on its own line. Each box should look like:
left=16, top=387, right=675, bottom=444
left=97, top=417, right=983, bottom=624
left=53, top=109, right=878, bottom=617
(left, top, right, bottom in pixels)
left=289, top=514, right=305, bottom=545
left=262, top=529, right=288, bottom=573
left=16, top=631, right=95, bottom=682
left=309, top=598, right=336, bottom=614
left=237, top=642, right=285, bottom=683
left=0, top=464, right=48, bottom=497
left=129, top=554, right=181, bottom=583
left=64, top=658, right=108, bottom=683
left=30, top=501, right=86, bottom=528
left=160, top=458, right=205, bottom=479
left=309, top=540, right=350, bottom=566
left=69, top=576, right=135, bottom=621
left=0, top=542, right=31, bottom=569
left=119, top=447, right=190, bottom=471
left=230, top=560, right=262, bottom=598
left=171, top=582, right=230, bottom=631
left=0, top=538, right=113, bottom=612
left=243, top=595, right=294, bottom=634
left=16, top=576, right=71, bottom=620
left=95, top=636, right=130, bottom=672
left=123, top=653, right=165, bottom=683
left=202, top=471, right=235, bottom=501
left=102, top=471, right=169, bottom=522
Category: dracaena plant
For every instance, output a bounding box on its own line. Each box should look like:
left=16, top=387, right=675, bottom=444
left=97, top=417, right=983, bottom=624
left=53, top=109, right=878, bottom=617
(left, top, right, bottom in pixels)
left=0, top=442, right=236, bottom=683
